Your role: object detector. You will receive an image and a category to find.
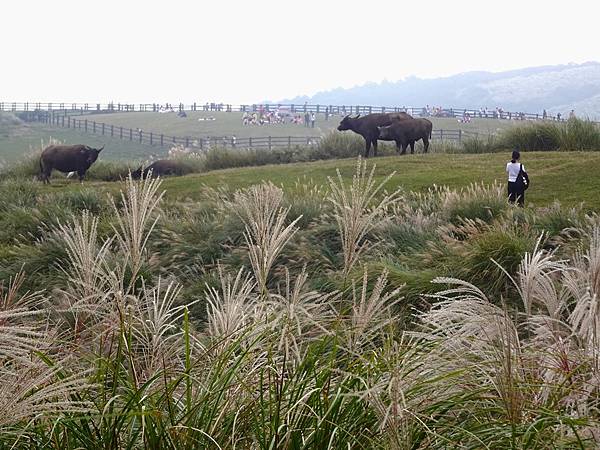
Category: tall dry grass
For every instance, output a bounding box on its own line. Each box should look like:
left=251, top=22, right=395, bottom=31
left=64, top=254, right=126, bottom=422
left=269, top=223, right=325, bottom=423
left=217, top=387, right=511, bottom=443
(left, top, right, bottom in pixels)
left=1, top=159, right=600, bottom=447
left=328, top=157, right=401, bottom=279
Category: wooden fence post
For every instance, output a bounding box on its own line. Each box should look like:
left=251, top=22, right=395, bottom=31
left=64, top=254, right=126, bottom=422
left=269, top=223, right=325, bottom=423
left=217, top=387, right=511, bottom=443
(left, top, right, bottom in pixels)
left=139, top=130, right=143, bottom=143
left=84, top=119, right=88, bottom=133
left=129, top=128, right=133, bottom=141
left=288, top=136, right=291, bottom=148
left=93, top=121, right=96, bottom=133
left=268, top=136, right=272, bottom=150
left=111, top=125, right=114, bottom=137
left=120, top=127, right=123, bottom=139
left=458, top=129, right=462, bottom=143
left=150, top=132, right=153, bottom=145
left=160, top=134, right=164, bottom=146
left=249, top=137, right=253, bottom=148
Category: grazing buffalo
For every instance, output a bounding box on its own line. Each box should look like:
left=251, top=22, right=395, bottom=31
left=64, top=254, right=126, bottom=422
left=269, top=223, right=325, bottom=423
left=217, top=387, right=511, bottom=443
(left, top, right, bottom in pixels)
left=337, top=112, right=412, bottom=157
left=377, top=118, right=433, bottom=155
left=39, top=144, right=104, bottom=183
left=131, top=159, right=187, bottom=179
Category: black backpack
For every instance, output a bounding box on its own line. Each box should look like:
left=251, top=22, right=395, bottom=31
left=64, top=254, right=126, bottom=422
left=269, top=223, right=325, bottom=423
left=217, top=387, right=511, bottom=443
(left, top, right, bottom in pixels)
left=517, top=164, right=530, bottom=191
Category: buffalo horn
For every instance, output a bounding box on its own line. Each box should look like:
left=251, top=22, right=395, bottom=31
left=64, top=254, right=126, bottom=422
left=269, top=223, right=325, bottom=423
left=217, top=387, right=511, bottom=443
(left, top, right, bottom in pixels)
left=97, top=145, right=105, bottom=152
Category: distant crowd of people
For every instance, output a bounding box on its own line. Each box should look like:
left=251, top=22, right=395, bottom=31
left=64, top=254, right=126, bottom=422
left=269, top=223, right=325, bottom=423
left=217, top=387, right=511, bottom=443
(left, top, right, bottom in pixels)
left=242, top=109, right=316, bottom=128
left=152, top=102, right=576, bottom=125
left=418, top=104, right=574, bottom=122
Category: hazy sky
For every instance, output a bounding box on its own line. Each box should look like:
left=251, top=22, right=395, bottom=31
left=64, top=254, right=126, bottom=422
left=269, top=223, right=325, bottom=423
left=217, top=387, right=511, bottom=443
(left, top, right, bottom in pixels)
left=3, top=0, right=598, bottom=104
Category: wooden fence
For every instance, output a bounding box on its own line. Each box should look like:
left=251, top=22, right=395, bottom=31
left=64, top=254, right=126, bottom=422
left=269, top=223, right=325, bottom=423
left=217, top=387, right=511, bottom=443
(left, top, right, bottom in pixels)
left=31, top=111, right=321, bottom=150
left=27, top=111, right=478, bottom=150
left=0, top=101, right=566, bottom=122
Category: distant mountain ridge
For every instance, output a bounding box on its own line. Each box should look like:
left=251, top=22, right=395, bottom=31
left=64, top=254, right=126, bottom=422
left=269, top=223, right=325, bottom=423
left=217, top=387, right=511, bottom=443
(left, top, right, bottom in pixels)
left=275, top=62, right=600, bottom=118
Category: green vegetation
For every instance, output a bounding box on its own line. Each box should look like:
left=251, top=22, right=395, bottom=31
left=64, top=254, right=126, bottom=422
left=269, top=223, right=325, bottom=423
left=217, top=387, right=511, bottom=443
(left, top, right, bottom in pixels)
left=500, top=117, right=600, bottom=151
left=78, top=111, right=518, bottom=139
left=7, top=111, right=594, bottom=171
left=0, top=112, right=168, bottom=164
left=1, top=157, right=599, bottom=447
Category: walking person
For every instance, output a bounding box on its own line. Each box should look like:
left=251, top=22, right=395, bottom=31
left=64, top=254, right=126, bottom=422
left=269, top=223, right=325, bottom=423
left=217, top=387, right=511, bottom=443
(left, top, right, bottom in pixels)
left=506, top=150, right=529, bottom=207
left=310, top=112, right=315, bottom=128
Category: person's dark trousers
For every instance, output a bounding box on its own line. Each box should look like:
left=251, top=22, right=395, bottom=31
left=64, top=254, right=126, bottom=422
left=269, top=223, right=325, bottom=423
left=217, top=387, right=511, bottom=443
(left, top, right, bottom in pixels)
left=508, top=181, right=525, bottom=207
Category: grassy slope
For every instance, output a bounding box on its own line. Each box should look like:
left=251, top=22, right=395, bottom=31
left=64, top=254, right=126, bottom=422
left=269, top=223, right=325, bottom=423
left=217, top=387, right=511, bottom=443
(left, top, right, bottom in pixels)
left=1, top=112, right=520, bottom=165
left=78, top=111, right=517, bottom=139
left=0, top=120, right=169, bottom=164
left=40, top=152, right=600, bottom=210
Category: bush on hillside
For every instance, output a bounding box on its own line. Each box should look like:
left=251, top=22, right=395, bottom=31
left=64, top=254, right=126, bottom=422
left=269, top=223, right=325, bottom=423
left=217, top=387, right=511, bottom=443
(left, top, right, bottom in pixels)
left=0, top=112, right=23, bottom=128
left=499, top=117, right=600, bottom=151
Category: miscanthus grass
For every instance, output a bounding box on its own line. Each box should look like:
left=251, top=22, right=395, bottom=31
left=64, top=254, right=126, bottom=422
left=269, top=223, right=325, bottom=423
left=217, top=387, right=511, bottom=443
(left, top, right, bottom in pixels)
left=1, top=158, right=600, bottom=448
left=328, top=157, right=401, bottom=280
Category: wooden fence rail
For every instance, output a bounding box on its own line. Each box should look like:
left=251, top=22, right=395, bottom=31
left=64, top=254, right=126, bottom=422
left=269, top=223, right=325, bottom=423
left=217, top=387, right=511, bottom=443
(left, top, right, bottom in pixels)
left=0, top=100, right=569, bottom=122
left=26, top=110, right=482, bottom=150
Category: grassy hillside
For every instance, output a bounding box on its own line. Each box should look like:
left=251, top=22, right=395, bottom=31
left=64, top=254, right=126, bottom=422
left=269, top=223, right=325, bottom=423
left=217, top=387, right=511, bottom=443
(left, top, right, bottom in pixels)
left=36, top=152, right=600, bottom=210
left=2, top=110, right=523, bottom=166
left=76, top=111, right=517, bottom=138
left=0, top=114, right=170, bottom=164
left=1, top=152, right=600, bottom=447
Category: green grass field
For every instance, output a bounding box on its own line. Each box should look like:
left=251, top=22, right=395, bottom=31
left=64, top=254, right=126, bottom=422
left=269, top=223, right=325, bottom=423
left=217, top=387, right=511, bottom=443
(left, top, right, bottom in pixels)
left=1, top=111, right=524, bottom=166
left=2, top=147, right=600, bottom=447
left=0, top=118, right=170, bottom=164
left=39, top=151, right=600, bottom=210
left=78, top=111, right=517, bottom=139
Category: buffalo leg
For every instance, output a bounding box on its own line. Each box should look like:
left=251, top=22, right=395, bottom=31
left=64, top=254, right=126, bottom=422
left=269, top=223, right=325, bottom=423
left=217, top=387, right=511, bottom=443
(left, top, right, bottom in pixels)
left=395, top=140, right=402, bottom=153
left=400, top=142, right=408, bottom=155
left=423, top=137, right=430, bottom=153
left=364, top=138, right=371, bottom=158
left=78, top=170, right=86, bottom=183
left=372, top=139, right=378, bottom=157
left=409, top=141, right=415, bottom=154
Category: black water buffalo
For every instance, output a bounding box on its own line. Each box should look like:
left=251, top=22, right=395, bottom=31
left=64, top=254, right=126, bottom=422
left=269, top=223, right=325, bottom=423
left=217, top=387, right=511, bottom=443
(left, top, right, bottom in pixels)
left=39, top=144, right=104, bottom=183
left=337, top=112, right=412, bottom=157
left=377, top=118, right=433, bottom=155
left=131, top=159, right=187, bottom=179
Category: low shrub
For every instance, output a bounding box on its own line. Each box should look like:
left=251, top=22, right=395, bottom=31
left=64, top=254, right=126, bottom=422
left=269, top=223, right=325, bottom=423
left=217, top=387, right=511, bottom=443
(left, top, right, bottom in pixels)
left=499, top=117, right=600, bottom=151
left=0, top=178, right=41, bottom=210
left=440, top=182, right=508, bottom=225
left=0, top=111, right=23, bottom=127
left=559, top=117, right=600, bottom=150
left=459, top=225, right=537, bottom=299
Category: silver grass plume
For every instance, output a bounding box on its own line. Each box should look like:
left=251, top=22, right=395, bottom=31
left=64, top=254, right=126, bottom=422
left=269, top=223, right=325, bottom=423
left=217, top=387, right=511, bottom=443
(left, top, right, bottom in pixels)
left=328, top=157, right=401, bottom=278
left=110, top=172, right=164, bottom=292
left=229, top=182, right=301, bottom=296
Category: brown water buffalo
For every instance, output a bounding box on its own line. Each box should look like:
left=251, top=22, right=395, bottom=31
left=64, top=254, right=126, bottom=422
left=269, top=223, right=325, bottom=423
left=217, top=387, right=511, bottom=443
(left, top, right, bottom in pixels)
left=337, top=112, right=412, bottom=157
left=39, top=144, right=104, bottom=183
left=377, top=118, right=433, bottom=155
left=131, top=159, right=187, bottom=179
